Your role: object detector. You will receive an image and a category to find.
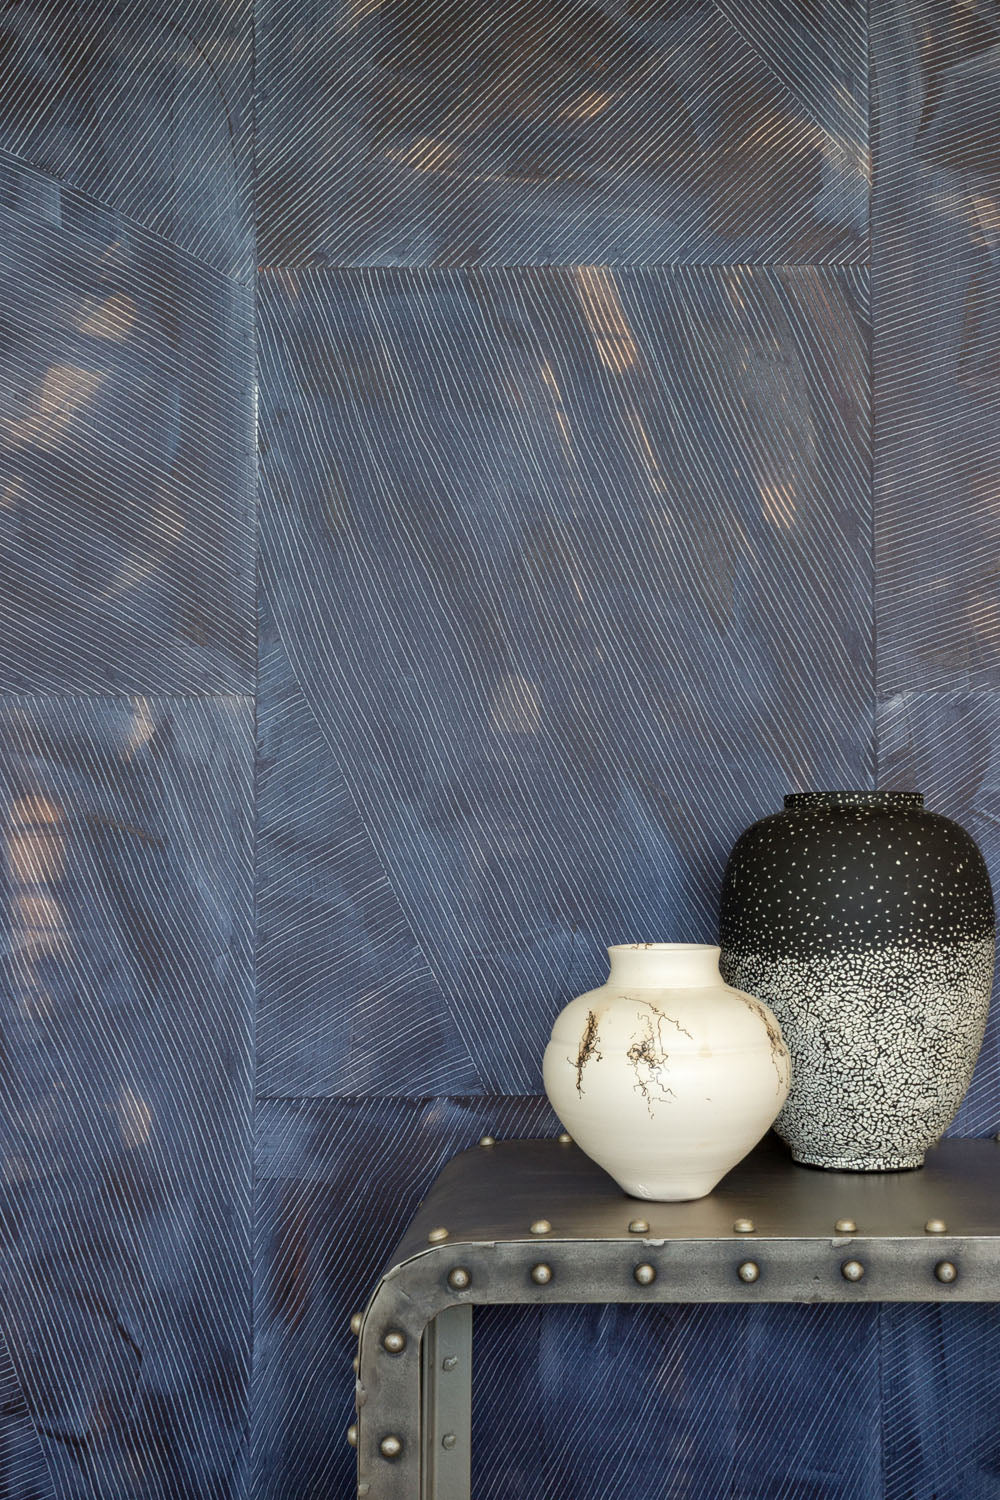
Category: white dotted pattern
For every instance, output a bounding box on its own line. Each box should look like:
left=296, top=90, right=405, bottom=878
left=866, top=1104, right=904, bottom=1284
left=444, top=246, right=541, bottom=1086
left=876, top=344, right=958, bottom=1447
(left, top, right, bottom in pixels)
left=722, top=936, right=994, bottom=1168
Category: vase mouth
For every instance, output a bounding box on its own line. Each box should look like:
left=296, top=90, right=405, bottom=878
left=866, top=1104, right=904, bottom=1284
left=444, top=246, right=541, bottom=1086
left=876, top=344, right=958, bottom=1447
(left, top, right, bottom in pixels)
left=606, top=943, right=721, bottom=988
left=784, top=790, right=924, bottom=810
left=607, top=942, right=720, bottom=955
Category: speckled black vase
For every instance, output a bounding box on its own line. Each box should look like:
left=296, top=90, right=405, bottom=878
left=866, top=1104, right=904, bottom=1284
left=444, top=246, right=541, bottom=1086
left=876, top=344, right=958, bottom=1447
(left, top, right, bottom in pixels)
left=719, top=791, right=995, bottom=1171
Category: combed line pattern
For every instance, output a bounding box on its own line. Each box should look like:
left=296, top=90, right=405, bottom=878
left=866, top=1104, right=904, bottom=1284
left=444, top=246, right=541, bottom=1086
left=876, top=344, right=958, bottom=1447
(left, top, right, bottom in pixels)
left=474, top=1301, right=881, bottom=1498
left=258, top=262, right=874, bottom=1094
left=872, top=11, right=1000, bottom=1489
left=880, top=1305, right=1000, bottom=1499
left=0, top=152, right=256, bottom=696
left=0, top=696, right=254, bottom=1500
left=872, top=0, right=1000, bottom=696
left=256, top=603, right=483, bottom=1098
left=250, top=1095, right=558, bottom=1500
left=0, top=0, right=253, bottom=280
left=878, top=688, right=1000, bottom=1136
left=0, top=1323, right=54, bottom=1500
left=256, top=0, right=867, bottom=267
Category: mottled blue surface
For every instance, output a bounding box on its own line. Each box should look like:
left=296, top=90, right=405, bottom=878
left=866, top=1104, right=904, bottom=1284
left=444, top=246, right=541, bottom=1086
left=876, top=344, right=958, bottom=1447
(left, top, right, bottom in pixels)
left=873, top=0, right=1000, bottom=697
left=0, top=0, right=253, bottom=280
left=251, top=1096, right=558, bottom=1499
left=0, top=155, right=255, bottom=695
left=0, top=697, right=254, bottom=1499
left=471, top=1300, right=883, bottom=1499
left=256, top=0, right=868, bottom=268
left=1, top=0, right=999, bottom=1496
left=256, top=597, right=483, bottom=1098
left=258, top=262, right=873, bottom=1095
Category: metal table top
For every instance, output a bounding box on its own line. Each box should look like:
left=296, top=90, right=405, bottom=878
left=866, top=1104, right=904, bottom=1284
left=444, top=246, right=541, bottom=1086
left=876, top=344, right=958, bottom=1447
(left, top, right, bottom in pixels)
left=393, top=1133, right=1000, bottom=1258
left=355, top=1135, right=1000, bottom=1496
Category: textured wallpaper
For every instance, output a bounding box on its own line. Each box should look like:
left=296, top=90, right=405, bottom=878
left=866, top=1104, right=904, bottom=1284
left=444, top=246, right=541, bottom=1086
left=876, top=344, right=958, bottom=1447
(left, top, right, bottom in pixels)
left=0, top=0, right=998, bottom=1496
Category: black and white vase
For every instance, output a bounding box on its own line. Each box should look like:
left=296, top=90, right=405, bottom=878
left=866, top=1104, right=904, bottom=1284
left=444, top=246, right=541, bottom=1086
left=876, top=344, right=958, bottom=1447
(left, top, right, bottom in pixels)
left=718, top=791, right=995, bottom=1171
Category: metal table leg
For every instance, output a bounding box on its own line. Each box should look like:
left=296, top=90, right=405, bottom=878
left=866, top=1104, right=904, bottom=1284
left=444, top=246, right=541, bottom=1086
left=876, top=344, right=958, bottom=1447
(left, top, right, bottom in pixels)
left=421, top=1304, right=473, bottom=1499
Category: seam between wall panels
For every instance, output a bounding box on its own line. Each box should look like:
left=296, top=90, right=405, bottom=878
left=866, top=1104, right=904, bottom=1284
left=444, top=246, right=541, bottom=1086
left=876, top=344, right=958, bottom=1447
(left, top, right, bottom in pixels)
left=255, top=259, right=873, bottom=274
left=868, top=0, right=880, bottom=796
left=249, top=0, right=261, bottom=1489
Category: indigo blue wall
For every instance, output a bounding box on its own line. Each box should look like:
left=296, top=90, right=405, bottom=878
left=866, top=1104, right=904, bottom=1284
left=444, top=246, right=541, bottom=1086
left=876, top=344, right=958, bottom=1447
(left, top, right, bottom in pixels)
left=0, top=1, right=998, bottom=1496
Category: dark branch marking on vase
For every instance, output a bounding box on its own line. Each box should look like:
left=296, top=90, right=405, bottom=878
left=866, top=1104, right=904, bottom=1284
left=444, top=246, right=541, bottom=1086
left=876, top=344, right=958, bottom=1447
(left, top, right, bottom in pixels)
left=742, top=994, right=789, bottom=1091
left=571, top=1009, right=603, bottom=1095
left=626, top=1013, right=676, bottom=1116
left=636, top=996, right=694, bottom=1041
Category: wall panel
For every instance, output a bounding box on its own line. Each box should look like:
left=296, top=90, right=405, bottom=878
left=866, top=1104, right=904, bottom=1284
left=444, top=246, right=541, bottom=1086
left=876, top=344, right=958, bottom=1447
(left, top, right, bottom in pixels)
left=256, top=0, right=868, bottom=268
left=872, top=6, right=1000, bottom=1490
left=0, top=0, right=253, bottom=280
left=257, top=261, right=873, bottom=1097
left=0, top=157, right=255, bottom=696
left=0, top=696, right=254, bottom=1500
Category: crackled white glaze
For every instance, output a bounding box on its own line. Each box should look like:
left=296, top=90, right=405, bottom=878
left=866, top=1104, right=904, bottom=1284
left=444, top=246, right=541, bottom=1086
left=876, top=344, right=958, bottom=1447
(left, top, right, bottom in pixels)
left=543, top=943, right=790, bottom=1201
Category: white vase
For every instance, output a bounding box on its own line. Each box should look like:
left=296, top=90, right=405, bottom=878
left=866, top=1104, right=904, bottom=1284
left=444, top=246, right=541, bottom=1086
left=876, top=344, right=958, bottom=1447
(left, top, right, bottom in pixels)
left=543, top=943, right=791, bottom=1201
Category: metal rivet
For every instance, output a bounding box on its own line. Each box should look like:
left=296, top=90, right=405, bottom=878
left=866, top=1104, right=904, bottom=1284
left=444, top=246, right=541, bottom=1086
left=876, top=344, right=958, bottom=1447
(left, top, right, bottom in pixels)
left=558, top=1132, right=573, bottom=1144
left=347, top=1424, right=358, bottom=1448
left=628, top=1218, right=650, bottom=1234
left=352, top=1356, right=359, bottom=1374
left=738, top=1261, right=760, bottom=1283
left=383, top=1330, right=406, bottom=1354
left=442, top=1433, right=457, bottom=1450
left=925, top=1219, right=947, bottom=1235
left=358, top=1486, right=370, bottom=1497
left=935, top=1260, right=958, bottom=1283
left=428, top=1227, right=449, bottom=1243
left=841, top=1260, right=865, bottom=1282
left=835, top=1218, right=857, bottom=1234
left=530, top=1263, right=553, bottom=1285
left=350, top=1311, right=363, bottom=1337
left=447, top=1267, right=471, bottom=1290
left=442, top=1355, right=458, bottom=1371
left=356, top=1388, right=367, bottom=1409
left=733, top=1218, right=755, bottom=1234
left=530, top=1219, right=552, bottom=1235
left=380, top=1435, right=403, bottom=1460
left=634, top=1263, right=657, bottom=1286
left=478, top=1135, right=495, bottom=1147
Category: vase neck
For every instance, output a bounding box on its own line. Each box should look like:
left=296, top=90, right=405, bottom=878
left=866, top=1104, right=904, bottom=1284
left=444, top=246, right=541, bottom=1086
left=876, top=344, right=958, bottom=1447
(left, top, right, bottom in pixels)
left=784, top=790, right=924, bottom=811
left=607, top=943, right=721, bottom=989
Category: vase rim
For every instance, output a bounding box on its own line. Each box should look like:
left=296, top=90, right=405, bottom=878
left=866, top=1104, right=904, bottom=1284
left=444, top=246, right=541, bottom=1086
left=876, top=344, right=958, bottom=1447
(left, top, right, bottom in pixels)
left=607, top=942, right=720, bottom=954
left=784, top=790, right=924, bottom=809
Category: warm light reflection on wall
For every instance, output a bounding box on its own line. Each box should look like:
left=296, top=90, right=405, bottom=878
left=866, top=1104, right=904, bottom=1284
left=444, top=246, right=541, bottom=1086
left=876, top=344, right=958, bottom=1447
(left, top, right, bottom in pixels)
left=7, top=794, right=68, bottom=1018
left=4, top=364, right=104, bottom=451
left=760, top=480, right=797, bottom=530
left=575, top=266, right=640, bottom=373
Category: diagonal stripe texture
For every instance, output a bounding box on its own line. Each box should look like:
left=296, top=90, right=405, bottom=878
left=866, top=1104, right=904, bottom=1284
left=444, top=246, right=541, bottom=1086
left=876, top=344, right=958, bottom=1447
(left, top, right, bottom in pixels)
left=0, top=0, right=253, bottom=280
left=880, top=1304, right=1000, bottom=1500
left=251, top=1095, right=559, bottom=1500
left=256, top=596, right=483, bottom=1097
left=258, top=261, right=874, bottom=1095
left=472, top=1301, right=883, bottom=1500
left=0, top=696, right=254, bottom=1500
left=0, top=1322, right=55, bottom=1500
left=872, top=0, right=1000, bottom=698
left=878, top=689, right=1000, bottom=1137
left=256, top=0, right=868, bottom=267
left=0, top=153, right=255, bottom=696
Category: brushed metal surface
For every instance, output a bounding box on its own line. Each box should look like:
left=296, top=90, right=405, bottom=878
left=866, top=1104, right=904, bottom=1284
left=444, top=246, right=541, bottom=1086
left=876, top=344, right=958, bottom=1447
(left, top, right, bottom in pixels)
left=392, top=1136, right=1000, bottom=1257
left=355, top=1134, right=1000, bottom=1497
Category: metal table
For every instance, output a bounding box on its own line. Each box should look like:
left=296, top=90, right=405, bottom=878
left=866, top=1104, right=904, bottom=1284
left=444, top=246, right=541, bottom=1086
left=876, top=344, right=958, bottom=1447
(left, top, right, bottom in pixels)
left=352, top=1133, right=1000, bottom=1498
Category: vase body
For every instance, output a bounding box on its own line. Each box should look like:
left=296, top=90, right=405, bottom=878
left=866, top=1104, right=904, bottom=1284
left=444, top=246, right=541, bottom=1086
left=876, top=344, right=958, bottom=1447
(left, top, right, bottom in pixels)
left=719, top=791, right=995, bottom=1171
left=543, top=943, right=790, bottom=1201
